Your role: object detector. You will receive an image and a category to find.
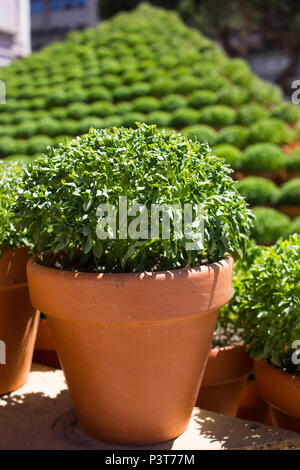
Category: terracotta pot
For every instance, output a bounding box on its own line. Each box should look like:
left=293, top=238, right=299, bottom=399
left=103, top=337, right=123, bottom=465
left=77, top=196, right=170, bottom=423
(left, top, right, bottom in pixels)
left=33, top=316, right=61, bottom=369
left=278, top=205, right=300, bottom=219
left=27, top=255, right=233, bottom=445
left=237, top=375, right=270, bottom=424
left=0, top=248, right=39, bottom=395
left=196, top=345, right=253, bottom=416
left=283, top=172, right=300, bottom=182
left=254, top=360, right=300, bottom=434
left=243, top=171, right=283, bottom=184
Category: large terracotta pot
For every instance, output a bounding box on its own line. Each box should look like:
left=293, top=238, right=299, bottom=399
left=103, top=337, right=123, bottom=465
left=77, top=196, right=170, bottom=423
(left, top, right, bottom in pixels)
left=255, top=360, right=300, bottom=434
left=196, top=345, right=253, bottom=416
left=0, top=248, right=39, bottom=395
left=278, top=205, right=300, bottom=219
left=27, top=255, right=233, bottom=445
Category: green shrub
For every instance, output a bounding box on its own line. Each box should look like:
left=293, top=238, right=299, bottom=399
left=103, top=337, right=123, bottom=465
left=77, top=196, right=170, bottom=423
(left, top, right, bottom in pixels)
left=216, top=125, right=249, bottom=148
left=114, top=102, right=133, bottom=115
left=89, top=101, right=115, bottom=118
left=251, top=207, right=290, bottom=244
left=46, top=90, right=67, bottom=108
left=37, top=118, right=60, bottom=137
left=51, top=107, right=68, bottom=120
left=248, top=79, right=283, bottom=105
left=86, top=86, right=112, bottom=103
left=145, top=111, right=171, bottom=127
left=187, top=90, right=216, bottom=108
left=250, top=118, right=293, bottom=145
left=212, top=144, right=242, bottom=170
left=0, top=137, right=17, bottom=156
left=66, top=103, right=90, bottom=120
left=59, top=120, right=79, bottom=136
left=221, top=58, right=250, bottom=77
left=170, top=108, right=199, bottom=128
left=243, top=235, right=300, bottom=374
left=198, top=76, right=228, bottom=91
left=278, top=178, right=300, bottom=206
left=198, top=105, right=236, bottom=127
left=182, top=124, right=217, bottom=146
left=236, top=103, right=267, bottom=125
left=241, top=143, right=285, bottom=173
left=121, top=113, right=146, bottom=128
left=161, top=94, right=186, bottom=112
left=113, top=85, right=131, bottom=101
left=14, top=121, right=38, bottom=139
left=237, top=177, right=280, bottom=206
left=287, top=216, right=300, bottom=235
left=151, top=78, right=176, bottom=96
left=129, top=82, right=152, bottom=98
left=101, top=115, right=123, bottom=128
left=20, top=135, right=48, bottom=155
left=77, top=117, right=104, bottom=134
left=285, top=151, right=300, bottom=173
left=270, top=103, right=300, bottom=123
left=0, top=161, right=28, bottom=249
left=174, top=76, right=200, bottom=94
left=65, top=88, right=88, bottom=105
left=12, top=110, right=33, bottom=124
left=15, top=124, right=252, bottom=272
left=133, top=96, right=160, bottom=113
left=217, top=86, right=247, bottom=106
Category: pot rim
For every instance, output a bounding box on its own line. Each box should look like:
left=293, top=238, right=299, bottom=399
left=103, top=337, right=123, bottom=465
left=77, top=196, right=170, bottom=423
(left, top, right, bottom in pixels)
left=27, top=254, right=233, bottom=281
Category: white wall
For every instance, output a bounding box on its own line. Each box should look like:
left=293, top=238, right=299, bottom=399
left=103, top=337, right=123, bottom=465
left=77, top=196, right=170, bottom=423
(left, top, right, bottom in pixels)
left=0, top=0, right=31, bottom=66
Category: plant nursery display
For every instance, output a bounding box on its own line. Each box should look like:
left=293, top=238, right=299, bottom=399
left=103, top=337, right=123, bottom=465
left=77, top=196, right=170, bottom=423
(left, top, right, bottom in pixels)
left=243, top=235, right=300, bottom=433
left=0, top=161, right=39, bottom=394
left=15, top=124, right=252, bottom=445
left=196, top=241, right=260, bottom=416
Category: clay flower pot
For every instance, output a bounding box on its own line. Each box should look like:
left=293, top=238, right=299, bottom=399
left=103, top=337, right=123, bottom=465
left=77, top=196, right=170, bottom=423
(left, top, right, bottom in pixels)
left=0, top=248, right=39, bottom=395
left=278, top=205, right=300, bottom=219
left=27, top=255, right=233, bottom=445
left=237, top=375, right=270, bottom=424
left=254, top=360, right=300, bottom=434
left=34, top=316, right=61, bottom=369
left=196, top=344, right=253, bottom=416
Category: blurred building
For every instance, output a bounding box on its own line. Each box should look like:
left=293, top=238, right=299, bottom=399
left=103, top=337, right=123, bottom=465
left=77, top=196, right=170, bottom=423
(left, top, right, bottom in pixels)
left=0, top=0, right=31, bottom=66
left=31, top=0, right=100, bottom=50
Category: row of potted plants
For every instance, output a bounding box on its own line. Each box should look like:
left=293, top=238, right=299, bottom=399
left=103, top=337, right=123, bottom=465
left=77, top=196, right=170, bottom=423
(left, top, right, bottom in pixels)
left=1, top=124, right=299, bottom=444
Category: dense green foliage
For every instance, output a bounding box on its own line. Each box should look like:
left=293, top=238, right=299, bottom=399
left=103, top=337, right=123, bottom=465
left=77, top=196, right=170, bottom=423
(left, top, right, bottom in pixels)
left=0, top=161, right=28, bottom=251
left=0, top=3, right=293, bottom=165
left=241, top=143, right=285, bottom=173
left=285, top=151, right=300, bottom=173
left=243, top=235, right=300, bottom=375
left=237, top=177, right=280, bottom=206
left=278, top=178, right=300, bottom=206
left=15, top=125, right=252, bottom=273
left=212, top=144, right=241, bottom=170
left=251, top=207, right=290, bottom=245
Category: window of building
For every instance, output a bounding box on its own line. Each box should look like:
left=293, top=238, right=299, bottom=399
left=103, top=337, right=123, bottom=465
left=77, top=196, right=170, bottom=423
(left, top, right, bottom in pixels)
left=49, top=0, right=87, bottom=11
left=31, top=0, right=44, bottom=14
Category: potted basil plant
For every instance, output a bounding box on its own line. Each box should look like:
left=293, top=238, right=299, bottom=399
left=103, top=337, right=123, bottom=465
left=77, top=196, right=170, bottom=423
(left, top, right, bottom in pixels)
left=15, top=124, right=252, bottom=445
left=0, top=161, right=39, bottom=394
left=243, top=234, right=300, bottom=433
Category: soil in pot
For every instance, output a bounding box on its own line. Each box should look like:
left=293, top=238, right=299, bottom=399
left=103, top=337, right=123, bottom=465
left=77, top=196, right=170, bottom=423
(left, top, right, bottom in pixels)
left=196, top=326, right=253, bottom=416
left=0, top=248, right=39, bottom=395
left=27, top=255, right=233, bottom=445
left=254, top=360, right=300, bottom=434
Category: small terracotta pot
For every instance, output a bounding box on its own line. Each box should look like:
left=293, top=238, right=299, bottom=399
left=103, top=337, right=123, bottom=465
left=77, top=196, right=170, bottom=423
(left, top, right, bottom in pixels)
left=254, top=360, right=300, bottom=434
left=278, top=205, right=300, bottom=219
left=27, top=256, right=233, bottom=445
left=196, top=345, right=253, bottom=416
left=243, top=171, right=283, bottom=184
left=0, top=248, right=39, bottom=395
left=237, top=375, right=270, bottom=424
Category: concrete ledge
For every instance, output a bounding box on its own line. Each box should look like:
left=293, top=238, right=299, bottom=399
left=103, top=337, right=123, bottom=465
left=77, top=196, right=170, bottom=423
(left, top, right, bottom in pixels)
left=0, top=363, right=299, bottom=450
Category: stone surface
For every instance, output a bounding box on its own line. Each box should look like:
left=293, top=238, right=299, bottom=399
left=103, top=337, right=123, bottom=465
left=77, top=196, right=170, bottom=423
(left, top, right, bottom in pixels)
left=0, top=363, right=299, bottom=450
